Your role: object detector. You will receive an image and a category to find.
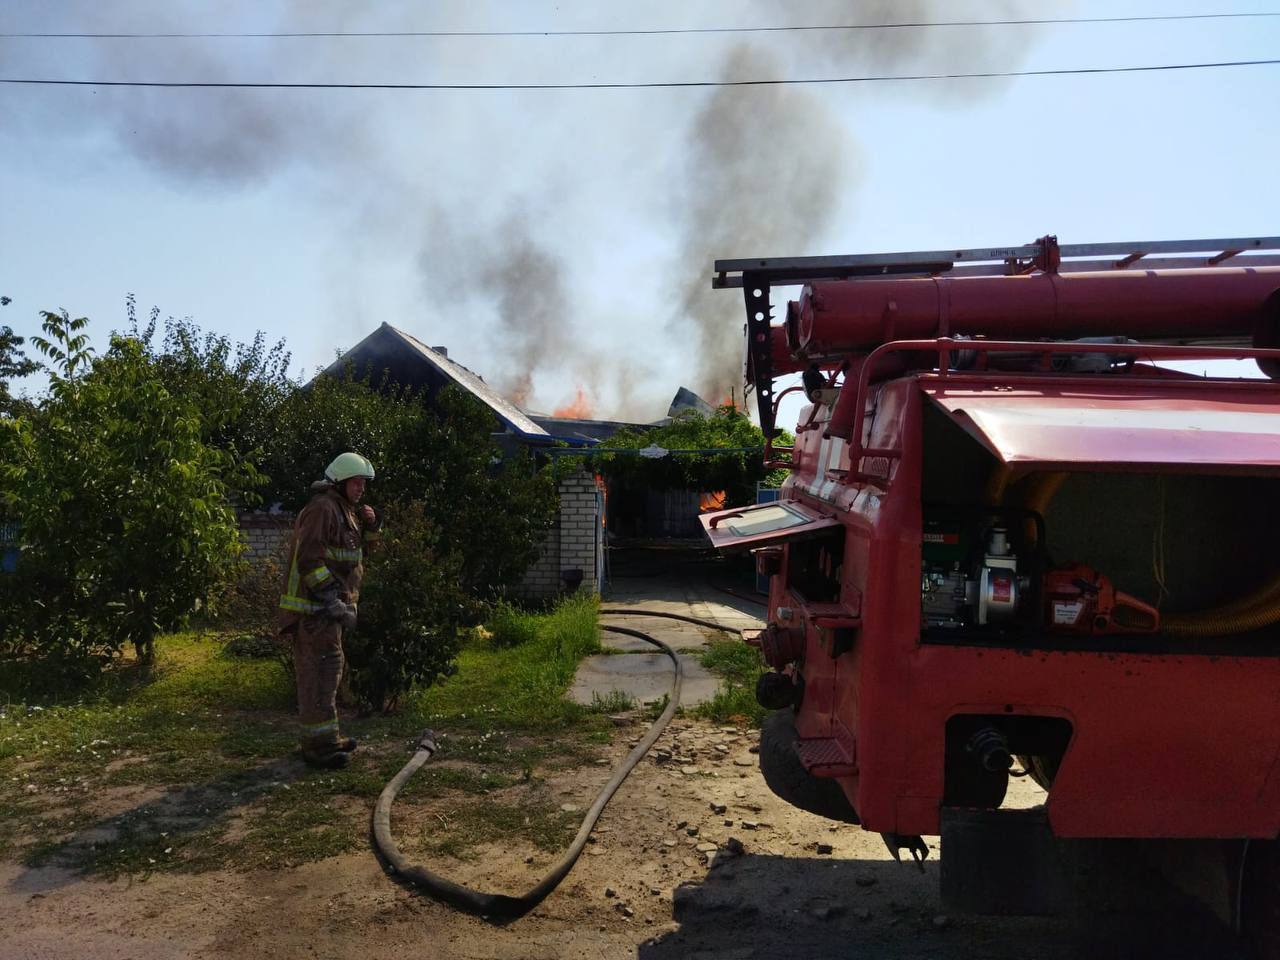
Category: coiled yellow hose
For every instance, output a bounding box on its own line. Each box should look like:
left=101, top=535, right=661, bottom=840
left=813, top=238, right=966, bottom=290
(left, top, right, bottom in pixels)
left=989, top=466, right=1280, bottom=638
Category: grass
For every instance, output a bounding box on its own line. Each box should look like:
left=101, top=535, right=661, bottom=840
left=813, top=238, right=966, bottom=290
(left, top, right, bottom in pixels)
left=423, top=797, right=578, bottom=860
left=0, top=592, right=608, bottom=876
left=588, top=690, right=636, bottom=714
left=692, top=638, right=768, bottom=727
left=486, top=600, right=540, bottom=649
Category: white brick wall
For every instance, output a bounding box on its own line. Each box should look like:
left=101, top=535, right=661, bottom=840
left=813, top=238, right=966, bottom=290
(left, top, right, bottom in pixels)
left=515, top=468, right=602, bottom=600
left=238, top=513, right=292, bottom=565
left=244, top=470, right=605, bottom=602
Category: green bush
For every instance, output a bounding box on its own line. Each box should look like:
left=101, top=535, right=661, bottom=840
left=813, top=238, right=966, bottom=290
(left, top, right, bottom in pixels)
left=342, top=500, right=466, bottom=713
left=216, top=538, right=292, bottom=662
left=0, top=304, right=562, bottom=703
left=487, top=600, right=540, bottom=648
left=0, top=312, right=247, bottom=677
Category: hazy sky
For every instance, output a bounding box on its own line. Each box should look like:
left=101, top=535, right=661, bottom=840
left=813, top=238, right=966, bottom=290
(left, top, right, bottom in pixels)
left=2, top=1, right=1278, bottom=428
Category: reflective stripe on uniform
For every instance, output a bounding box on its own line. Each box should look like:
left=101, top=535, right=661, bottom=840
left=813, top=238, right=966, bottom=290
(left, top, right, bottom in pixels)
left=303, top=565, right=333, bottom=589
left=285, top=541, right=304, bottom=600
left=325, top=546, right=362, bottom=563
left=280, top=594, right=323, bottom=613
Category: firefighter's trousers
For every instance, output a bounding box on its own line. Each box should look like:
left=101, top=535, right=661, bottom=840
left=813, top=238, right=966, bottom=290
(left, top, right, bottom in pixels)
left=289, top=615, right=345, bottom=754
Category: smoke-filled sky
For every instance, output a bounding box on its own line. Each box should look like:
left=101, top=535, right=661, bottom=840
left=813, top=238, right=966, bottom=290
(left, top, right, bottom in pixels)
left=2, top=1, right=1279, bottom=424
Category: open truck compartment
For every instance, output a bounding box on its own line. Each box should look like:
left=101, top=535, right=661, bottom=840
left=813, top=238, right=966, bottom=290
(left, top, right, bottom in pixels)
left=919, top=390, right=1280, bottom=656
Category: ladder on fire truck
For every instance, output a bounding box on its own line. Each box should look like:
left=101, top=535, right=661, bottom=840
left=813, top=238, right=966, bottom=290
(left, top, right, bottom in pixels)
left=713, top=235, right=1280, bottom=435
left=712, top=235, right=1280, bottom=288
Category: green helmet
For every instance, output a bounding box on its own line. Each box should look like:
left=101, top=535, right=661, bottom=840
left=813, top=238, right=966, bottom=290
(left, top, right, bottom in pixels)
left=325, top=452, right=375, bottom=484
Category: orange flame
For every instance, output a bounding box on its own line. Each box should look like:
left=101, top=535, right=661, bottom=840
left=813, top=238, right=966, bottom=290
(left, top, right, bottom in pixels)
left=553, top=387, right=592, bottom=419
left=699, top=491, right=727, bottom=512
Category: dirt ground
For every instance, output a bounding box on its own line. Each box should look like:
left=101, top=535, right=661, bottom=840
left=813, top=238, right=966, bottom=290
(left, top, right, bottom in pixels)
left=2, top=711, right=1244, bottom=960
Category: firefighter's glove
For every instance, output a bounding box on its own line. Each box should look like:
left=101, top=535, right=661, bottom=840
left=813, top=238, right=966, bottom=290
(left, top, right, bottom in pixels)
left=319, top=584, right=358, bottom=629
left=325, top=596, right=357, bottom=629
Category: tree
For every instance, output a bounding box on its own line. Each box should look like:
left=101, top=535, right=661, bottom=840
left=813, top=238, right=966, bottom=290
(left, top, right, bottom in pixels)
left=0, top=311, right=247, bottom=670
left=0, top=298, right=42, bottom=417
left=125, top=297, right=291, bottom=505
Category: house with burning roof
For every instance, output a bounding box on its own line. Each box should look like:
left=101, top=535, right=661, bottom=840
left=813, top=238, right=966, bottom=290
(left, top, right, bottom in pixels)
left=323, top=322, right=696, bottom=598
left=239, top=322, right=723, bottom=596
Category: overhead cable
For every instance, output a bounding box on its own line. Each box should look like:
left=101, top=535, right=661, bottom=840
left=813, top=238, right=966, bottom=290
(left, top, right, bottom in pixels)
left=1, top=58, right=1277, bottom=90
left=2, top=11, right=1278, bottom=39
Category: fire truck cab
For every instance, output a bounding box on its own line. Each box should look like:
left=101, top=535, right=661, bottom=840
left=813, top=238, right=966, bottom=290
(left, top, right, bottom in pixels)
left=702, top=236, right=1280, bottom=954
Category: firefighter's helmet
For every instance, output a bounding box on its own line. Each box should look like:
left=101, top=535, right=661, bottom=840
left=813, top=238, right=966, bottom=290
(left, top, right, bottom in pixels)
left=325, top=452, right=375, bottom=484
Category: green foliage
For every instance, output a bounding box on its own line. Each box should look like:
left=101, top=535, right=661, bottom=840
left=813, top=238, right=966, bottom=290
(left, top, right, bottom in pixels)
left=693, top=638, right=768, bottom=726
left=413, top=592, right=600, bottom=729
left=0, top=600, right=612, bottom=872
left=599, top=405, right=790, bottom=507
left=263, top=374, right=559, bottom=601
left=342, top=500, right=466, bottom=712
left=0, top=301, right=40, bottom=416
left=0, top=302, right=559, bottom=701
left=125, top=297, right=291, bottom=506
left=486, top=599, right=540, bottom=648
left=0, top=312, right=247, bottom=676
left=216, top=538, right=291, bottom=660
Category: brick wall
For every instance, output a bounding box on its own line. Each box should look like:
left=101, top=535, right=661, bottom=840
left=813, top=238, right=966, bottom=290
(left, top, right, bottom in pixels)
left=515, top=469, right=602, bottom=600
left=245, top=470, right=604, bottom=601
left=238, top=512, right=293, bottom=565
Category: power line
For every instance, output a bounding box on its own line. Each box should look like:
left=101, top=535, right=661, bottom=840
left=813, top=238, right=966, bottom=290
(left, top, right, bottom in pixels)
left=1, top=58, right=1276, bottom=90
left=2, top=11, right=1278, bottom=39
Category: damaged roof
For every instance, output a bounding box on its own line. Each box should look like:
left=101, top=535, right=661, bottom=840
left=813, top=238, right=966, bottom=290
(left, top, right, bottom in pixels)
left=323, top=322, right=549, bottom=438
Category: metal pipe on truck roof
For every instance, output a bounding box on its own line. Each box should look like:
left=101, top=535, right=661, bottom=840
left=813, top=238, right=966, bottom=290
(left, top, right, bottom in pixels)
left=794, top=268, right=1280, bottom=356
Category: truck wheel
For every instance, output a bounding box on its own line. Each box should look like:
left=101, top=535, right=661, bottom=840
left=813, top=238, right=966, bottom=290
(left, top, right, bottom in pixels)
left=1241, top=840, right=1280, bottom=960
left=1015, top=753, right=1061, bottom=792
left=758, top=710, right=860, bottom=824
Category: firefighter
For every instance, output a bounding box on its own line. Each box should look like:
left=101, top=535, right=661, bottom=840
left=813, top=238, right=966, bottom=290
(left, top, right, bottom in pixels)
left=278, top=452, right=382, bottom=769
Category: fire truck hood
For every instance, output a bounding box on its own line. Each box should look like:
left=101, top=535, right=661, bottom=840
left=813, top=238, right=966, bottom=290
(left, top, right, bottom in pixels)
left=921, top=379, right=1280, bottom=472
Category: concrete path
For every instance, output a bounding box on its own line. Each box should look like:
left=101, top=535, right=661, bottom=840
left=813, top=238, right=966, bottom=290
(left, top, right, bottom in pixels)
left=570, top=563, right=767, bottom=708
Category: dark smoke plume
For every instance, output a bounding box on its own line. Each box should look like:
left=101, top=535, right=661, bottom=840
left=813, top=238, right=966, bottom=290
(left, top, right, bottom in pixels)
left=419, top=206, right=600, bottom=412
left=672, top=0, right=1041, bottom=403
left=672, top=44, right=852, bottom=404
left=2, top=0, right=1046, bottom=418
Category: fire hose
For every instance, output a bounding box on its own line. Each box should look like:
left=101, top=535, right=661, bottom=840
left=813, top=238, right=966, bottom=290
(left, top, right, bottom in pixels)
left=371, top=608, right=742, bottom=920
left=996, top=467, right=1280, bottom=636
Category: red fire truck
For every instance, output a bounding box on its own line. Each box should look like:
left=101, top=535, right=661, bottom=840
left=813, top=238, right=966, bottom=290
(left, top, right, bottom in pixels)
left=701, top=236, right=1280, bottom=953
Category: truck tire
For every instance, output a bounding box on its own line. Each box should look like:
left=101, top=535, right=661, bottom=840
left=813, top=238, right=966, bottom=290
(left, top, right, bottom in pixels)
left=758, top=709, right=860, bottom=824
left=1242, top=839, right=1280, bottom=960
left=1015, top=753, right=1061, bottom=792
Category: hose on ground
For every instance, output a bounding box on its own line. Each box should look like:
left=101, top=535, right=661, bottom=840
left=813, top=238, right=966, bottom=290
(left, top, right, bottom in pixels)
left=371, top=608, right=741, bottom=920
left=599, top=608, right=751, bottom=632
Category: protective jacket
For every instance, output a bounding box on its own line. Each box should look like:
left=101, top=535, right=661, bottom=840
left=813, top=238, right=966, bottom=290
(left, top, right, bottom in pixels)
left=278, top=485, right=381, bottom=630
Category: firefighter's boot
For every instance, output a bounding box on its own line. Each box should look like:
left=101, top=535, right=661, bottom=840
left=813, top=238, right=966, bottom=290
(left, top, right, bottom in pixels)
left=301, top=746, right=350, bottom=770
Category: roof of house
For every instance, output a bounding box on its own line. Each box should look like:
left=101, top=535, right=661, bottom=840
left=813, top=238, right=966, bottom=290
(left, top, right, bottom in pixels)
left=527, top=415, right=651, bottom=446
left=324, top=322, right=549, bottom=438
left=326, top=323, right=692, bottom=447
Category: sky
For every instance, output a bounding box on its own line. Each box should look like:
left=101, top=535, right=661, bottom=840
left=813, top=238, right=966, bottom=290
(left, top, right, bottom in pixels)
left=2, top=0, right=1278, bottom=431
